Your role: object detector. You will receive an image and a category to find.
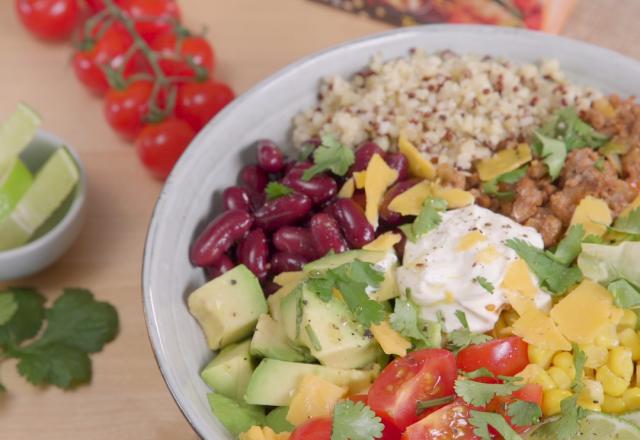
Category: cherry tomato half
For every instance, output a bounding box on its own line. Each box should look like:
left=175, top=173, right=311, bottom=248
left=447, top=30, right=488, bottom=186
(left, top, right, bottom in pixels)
left=118, top=0, right=180, bottom=43
left=151, top=31, right=215, bottom=77
left=485, top=383, right=543, bottom=434
left=135, top=117, right=195, bottom=179
left=457, top=336, right=529, bottom=377
left=104, top=80, right=154, bottom=139
left=367, top=348, right=457, bottom=432
left=290, top=417, right=332, bottom=440
left=175, top=80, right=234, bottom=131
left=402, top=401, right=480, bottom=440
left=84, top=0, right=105, bottom=11
left=15, top=0, right=79, bottom=40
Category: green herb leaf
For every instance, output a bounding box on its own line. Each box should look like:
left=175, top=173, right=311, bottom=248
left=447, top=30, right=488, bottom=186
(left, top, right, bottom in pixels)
left=455, top=378, right=524, bottom=407
left=533, top=395, right=586, bottom=440
left=14, top=344, right=91, bottom=389
left=608, top=279, right=640, bottom=310
left=265, top=182, right=294, bottom=200
left=610, top=207, right=640, bottom=235
left=594, top=156, right=605, bottom=171
left=416, top=395, right=455, bottom=415
left=0, top=288, right=45, bottom=348
left=446, top=311, right=492, bottom=353
left=571, top=343, right=586, bottom=393
left=482, top=166, right=528, bottom=200
left=463, top=368, right=496, bottom=380
left=535, top=132, right=567, bottom=181
left=0, top=293, right=18, bottom=326
left=331, top=400, right=384, bottom=440
left=303, top=134, right=355, bottom=181
left=469, top=410, right=522, bottom=440
left=506, top=400, right=542, bottom=427
left=548, top=224, right=585, bottom=265
left=455, top=310, right=470, bottom=329
left=506, top=238, right=582, bottom=295
left=474, top=276, right=495, bottom=294
left=537, top=107, right=609, bottom=152
left=389, top=298, right=442, bottom=349
left=402, top=198, right=447, bottom=243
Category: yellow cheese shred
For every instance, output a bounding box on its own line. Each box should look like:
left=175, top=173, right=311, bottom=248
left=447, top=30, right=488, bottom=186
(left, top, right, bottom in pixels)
left=512, top=308, right=571, bottom=352
left=363, top=231, right=402, bottom=251
left=370, top=320, right=412, bottom=357
left=457, top=231, right=486, bottom=251
left=337, top=178, right=355, bottom=198
left=476, top=143, right=532, bottom=181
left=570, top=196, right=612, bottom=237
left=287, top=375, right=347, bottom=426
left=364, top=154, right=398, bottom=228
left=398, top=134, right=435, bottom=179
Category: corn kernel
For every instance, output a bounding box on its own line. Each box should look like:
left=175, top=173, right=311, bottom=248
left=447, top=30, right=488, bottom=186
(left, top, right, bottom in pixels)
left=602, top=394, right=627, bottom=413
left=609, top=346, right=634, bottom=382
left=596, top=365, right=630, bottom=397
left=578, top=379, right=604, bottom=406
left=584, top=367, right=596, bottom=379
left=528, top=346, right=556, bottom=369
left=580, top=344, right=609, bottom=369
left=595, top=327, right=620, bottom=348
left=619, top=310, right=638, bottom=330
left=542, top=389, right=572, bottom=416
left=517, top=364, right=556, bottom=391
left=552, top=352, right=576, bottom=380
left=622, top=387, right=640, bottom=411
left=619, top=328, right=640, bottom=361
left=548, top=366, right=571, bottom=390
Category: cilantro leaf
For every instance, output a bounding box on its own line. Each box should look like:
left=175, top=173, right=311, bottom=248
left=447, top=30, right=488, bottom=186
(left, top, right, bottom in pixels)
left=537, top=107, right=609, bottom=151
left=331, top=400, right=384, bottom=440
left=463, top=368, right=496, bottom=379
left=533, top=395, right=586, bottom=440
left=455, top=377, right=523, bottom=406
left=401, top=198, right=447, bottom=243
left=456, top=310, right=470, bottom=329
left=474, top=276, right=495, bottom=294
left=547, top=224, right=584, bottom=265
left=482, top=166, right=528, bottom=200
left=594, top=156, right=605, bottom=171
left=265, top=182, right=294, bottom=200
left=0, top=288, right=45, bottom=347
left=416, top=395, right=454, bottom=415
left=571, top=343, right=586, bottom=392
left=470, top=410, right=522, bottom=440
left=0, top=293, right=18, bottom=326
left=535, top=132, right=567, bottom=181
left=303, top=134, right=355, bottom=181
left=507, top=400, right=542, bottom=427
left=306, top=276, right=335, bottom=302
left=610, top=207, right=640, bottom=235
left=445, top=310, right=492, bottom=353
left=389, top=298, right=442, bottom=349
left=506, top=238, right=582, bottom=295
left=608, top=279, right=640, bottom=309
left=15, top=344, right=91, bottom=389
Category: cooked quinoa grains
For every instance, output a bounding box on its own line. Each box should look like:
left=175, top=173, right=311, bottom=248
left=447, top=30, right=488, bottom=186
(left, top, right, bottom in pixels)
left=292, top=50, right=601, bottom=169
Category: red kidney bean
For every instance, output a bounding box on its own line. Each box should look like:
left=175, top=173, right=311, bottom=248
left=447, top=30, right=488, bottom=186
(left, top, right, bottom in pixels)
left=190, top=210, right=254, bottom=267
left=273, top=226, right=318, bottom=260
left=262, top=280, right=281, bottom=296
left=204, top=254, right=236, bottom=280
left=256, top=139, right=285, bottom=173
left=351, top=190, right=367, bottom=211
left=254, top=193, right=312, bottom=230
left=240, top=164, right=269, bottom=193
left=384, top=152, right=410, bottom=181
left=282, top=163, right=337, bottom=204
left=331, top=198, right=375, bottom=248
left=379, top=179, right=421, bottom=225
left=353, top=141, right=384, bottom=172
left=271, top=252, right=308, bottom=274
left=310, top=213, right=348, bottom=256
left=237, top=228, right=269, bottom=279
left=222, top=186, right=251, bottom=212
left=394, top=230, right=407, bottom=262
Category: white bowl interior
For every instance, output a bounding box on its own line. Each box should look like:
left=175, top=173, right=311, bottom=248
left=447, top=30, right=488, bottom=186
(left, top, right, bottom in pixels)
left=143, top=25, right=640, bottom=439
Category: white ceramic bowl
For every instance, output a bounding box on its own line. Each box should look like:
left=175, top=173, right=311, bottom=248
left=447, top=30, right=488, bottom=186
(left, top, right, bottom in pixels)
left=143, top=25, right=640, bottom=439
left=0, top=131, right=86, bottom=281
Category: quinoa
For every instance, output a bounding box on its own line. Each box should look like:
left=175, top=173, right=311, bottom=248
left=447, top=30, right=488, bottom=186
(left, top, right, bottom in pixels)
left=292, top=49, right=602, bottom=170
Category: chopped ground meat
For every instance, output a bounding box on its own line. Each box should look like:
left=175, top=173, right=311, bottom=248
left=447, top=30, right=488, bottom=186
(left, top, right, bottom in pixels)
left=511, top=178, right=544, bottom=223
left=525, top=208, right=564, bottom=246
left=623, top=147, right=640, bottom=189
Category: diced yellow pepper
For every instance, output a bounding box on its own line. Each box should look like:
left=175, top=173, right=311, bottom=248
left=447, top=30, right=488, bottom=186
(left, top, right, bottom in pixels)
left=528, top=346, right=556, bottom=369
left=596, top=365, right=629, bottom=397
left=602, top=394, right=627, bottom=413
left=619, top=310, right=638, bottom=330
left=623, top=387, right=640, bottom=411
left=581, top=344, right=609, bottom=369
left=548, top=366, right=571, bottom=390
left=517, top=364, right=556, bottom=391
left=542, top=389, right=573, bottom=417
left=609, top=347, right=634, bottom=382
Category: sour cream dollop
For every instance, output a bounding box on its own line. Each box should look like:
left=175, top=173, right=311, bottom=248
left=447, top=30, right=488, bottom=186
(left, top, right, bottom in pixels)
left=396, top=204, right=551, bottom=333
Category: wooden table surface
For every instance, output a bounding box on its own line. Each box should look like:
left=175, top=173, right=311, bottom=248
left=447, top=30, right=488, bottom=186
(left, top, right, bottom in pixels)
left=1, top=0, right=639, bottom=438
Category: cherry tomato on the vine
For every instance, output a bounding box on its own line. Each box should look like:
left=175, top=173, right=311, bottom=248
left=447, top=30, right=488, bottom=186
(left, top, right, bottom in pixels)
left=289, top=417, right=332, bottom=440
left=118, top=0, right=181, bottom=43
left=175, top=80, right=235, bottom=131
left=15, top=0, right=80, bottom=40
left=151, top=31, right=215, bottom=78
left=104, top=80, right=154, bottom=139
left=135, top=117, right=195, bottom=179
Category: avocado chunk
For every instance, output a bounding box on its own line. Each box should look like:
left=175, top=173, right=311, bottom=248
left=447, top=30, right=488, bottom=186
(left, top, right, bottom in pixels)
left=207, top=392, right=265, bottom=437
left=280, top=284, right=383, bottom=369
left=266, top=406, right=295, bottom=433
left=250, top=314, right=313, bottom=362
left=244, top=358, right=378, bottom=406
left=267, top=281, right=301, bottom=322
left=188, top=265, right=267, bottom=350
left=201, top=339, right=254, bottom=401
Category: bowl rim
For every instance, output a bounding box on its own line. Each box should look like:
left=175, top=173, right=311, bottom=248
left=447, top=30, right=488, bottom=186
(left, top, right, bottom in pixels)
left=142, top=23, right=640, bottom=438
left=0, top=130, right=87, bottom=261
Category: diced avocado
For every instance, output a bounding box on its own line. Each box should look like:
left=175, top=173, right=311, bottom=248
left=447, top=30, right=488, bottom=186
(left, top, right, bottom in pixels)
left=207, top=392, right=265, bottom=437
left=266, top=406, right=295, bottom=433
left=373, top=260, right=400, bottom=301
left=201, top=339, right=254, bottom=401
left=268, top=280, right=301, bottom=322
left=250, top=314, right=313, bottom=362
left=280, top=284, right=382, bottom=369
left=303, top=249, right=387, bottom=272
left=244, top=359, right=378, bottom=406
left=188, top=265, right=267, bottom=350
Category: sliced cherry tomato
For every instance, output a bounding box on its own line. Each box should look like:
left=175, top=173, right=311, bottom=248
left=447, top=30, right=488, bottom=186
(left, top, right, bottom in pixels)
left=84, top=0, right=105, bottom=11
left=367, top=348, right=457, bottom=432
left=118, top=0, right=180, bottom=43
left=457, top=336, right=529, bottom=377
left=485, top=383, right=543, bottom=434
left=104, top=80, right=154, bottom=139
left=135, top=117, right=195, bottom=179
left=402, top=401, right=480, bottom=440
left=290, top=417, right=332, bottom=440
left=151, top=31, right=215, bottom=77
left=175, top=80, right=235, bottom=131
left=15, top=0, right=79, bottom=40
left=346, top=394, right=369, bottom=404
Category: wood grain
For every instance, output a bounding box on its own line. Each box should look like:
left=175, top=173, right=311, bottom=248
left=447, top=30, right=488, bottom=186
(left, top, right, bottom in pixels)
left=0, top=0, right=638, bottom=438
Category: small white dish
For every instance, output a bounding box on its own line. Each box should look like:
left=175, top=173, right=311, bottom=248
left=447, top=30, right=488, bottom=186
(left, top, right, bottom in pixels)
left=0, top=130, right=86, bottom=281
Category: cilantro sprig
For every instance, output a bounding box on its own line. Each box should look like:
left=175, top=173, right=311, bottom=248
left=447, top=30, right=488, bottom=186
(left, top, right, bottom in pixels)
left=303, top=134, right=355, bottom=181
left=470, top=410, right=521, bottom=440
left=482, top=166, right=528, bottom=200
left=547, top=224, right=585, bottom=265
left=331, top=400, right=384, bottom=440
left=399, top=198, right=447, bottom=243
left=455, top=369, right=524, bottom=407
left=445, top=310, right=492, bottom=353
left=507, top=400, right=542, bottom=427
left=265, top=182, right=294, bottom=200
left=609, top=207, right=640, bottom=237
left=389, top=297, right=442, bottom=349
left=0, top=288, right=118, bottom=391
left=474, top=276, right=495, bottom=294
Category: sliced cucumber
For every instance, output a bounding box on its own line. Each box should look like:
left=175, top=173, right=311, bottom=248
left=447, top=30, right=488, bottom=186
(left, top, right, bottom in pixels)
left=528, top=411, right=640, bottom=439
